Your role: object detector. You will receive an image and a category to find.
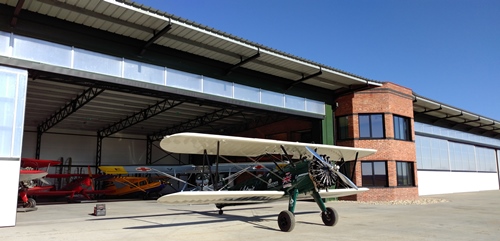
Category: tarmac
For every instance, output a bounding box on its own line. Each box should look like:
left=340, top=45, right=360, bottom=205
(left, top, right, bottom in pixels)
left=2, top=190, right=500, bottom=241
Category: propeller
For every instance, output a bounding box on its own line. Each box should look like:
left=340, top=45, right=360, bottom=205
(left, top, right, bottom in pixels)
left=305, top=146, right=358, bottom=190
left=88, top=166, right=94, bottom=191
left=39, top=177, right=51, bottom=185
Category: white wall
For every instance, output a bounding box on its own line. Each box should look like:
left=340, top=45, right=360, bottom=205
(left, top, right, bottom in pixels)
left=0, top=160, right=21, bottom=227
left=21, top=131, right=187, bottom=166
left=0, top=66, right=28, bottom=227
left=418, top=170, right=500, bottom=196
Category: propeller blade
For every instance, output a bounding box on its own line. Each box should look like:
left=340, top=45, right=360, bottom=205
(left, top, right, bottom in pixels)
left=40, top=177, right=51, bottom=185
left=305, top=146, right=334, bottom=169
left=87, top=166, right=94, bottom=190
left=335, top=170, right=358, bottom=190
left=306, top=146, right=358, bottom=189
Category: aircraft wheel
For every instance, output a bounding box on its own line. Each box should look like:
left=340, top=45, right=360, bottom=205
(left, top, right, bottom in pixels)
left=277, top=210, right=295, bottom=232
left=218, top=209, right=223, bottom=215
left=23, top=198, right=36, bottom=208
left=321, top=207, right=338, bottom=226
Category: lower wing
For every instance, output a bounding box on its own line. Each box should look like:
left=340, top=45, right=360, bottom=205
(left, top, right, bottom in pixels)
left=157, top=190, right=285, bottom=205
left=314, top=187, right=369, bottom=199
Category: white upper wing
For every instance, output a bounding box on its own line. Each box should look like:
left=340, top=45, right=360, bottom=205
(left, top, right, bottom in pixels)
left=160, top=132, right=376, bottom=161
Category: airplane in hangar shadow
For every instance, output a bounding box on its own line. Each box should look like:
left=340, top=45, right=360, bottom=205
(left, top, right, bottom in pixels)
left=19, top=158, right=111, bottom=207
left=151, top=132, right=377, bottom=232
left=18, top=158, right=61, bottom=208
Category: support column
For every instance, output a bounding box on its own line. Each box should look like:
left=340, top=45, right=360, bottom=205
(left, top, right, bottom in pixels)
left=322, top=104, right=334, bottom=145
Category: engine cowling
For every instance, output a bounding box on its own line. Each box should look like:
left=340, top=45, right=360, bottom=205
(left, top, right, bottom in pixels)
left=308, top=157, right=337, bottom=190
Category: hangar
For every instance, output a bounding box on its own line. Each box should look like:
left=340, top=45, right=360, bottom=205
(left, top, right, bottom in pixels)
left=1, top=0, right=499, bottom=227
left=0, top=0, right=380, bottom=227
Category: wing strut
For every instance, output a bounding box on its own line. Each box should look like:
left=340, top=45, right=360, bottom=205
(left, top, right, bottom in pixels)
left=280, top=145, right=295, bottom=167
left=351, top=152, right=359, bottom=180
left=266, top=153, right=285, bottom=175
left=203, top=149, right=215, bottom=191
left=214, top=141, right=220, bottom=191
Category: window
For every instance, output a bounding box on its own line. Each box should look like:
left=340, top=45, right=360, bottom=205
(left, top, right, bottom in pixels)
left=415, top=135, right=450, bottom=170
left=359, top=114, right=384, bottom=139
left=396, top=161, right=414, bottom=186
left=339, top=161, right=355, bottom=180
left=361, top=161, right=387, bottom=187
left=394, top=115, right=411, bottom=141
left=475, top=146, right=496, bottom=172
left=336, top=116, right=349, bottom=140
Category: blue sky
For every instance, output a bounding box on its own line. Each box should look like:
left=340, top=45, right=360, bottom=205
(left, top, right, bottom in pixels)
left=134, top=0, right=500, bottom=121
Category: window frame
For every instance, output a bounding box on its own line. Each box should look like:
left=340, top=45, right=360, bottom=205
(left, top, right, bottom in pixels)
left=358, top=113, right=385, bottom=139
left=361, top=161, right=388, bottom=187
left=393, top=115, right=412, bottom=141
left=336, top=115, right=350, bottom=140
left=396, top=161, right=415, bottom=186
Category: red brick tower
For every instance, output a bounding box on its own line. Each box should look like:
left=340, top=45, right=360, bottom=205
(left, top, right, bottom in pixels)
left=336, top=82, right=418, bottom=201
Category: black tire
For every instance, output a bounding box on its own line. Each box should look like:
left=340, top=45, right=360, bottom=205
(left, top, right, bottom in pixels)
left=218, top=209, right=223, bottom=215
left=321, top=207, right=338, bottom=226
left=277, top=210, right=295, bottom=232
left=24, top=198, right=36, bottom=208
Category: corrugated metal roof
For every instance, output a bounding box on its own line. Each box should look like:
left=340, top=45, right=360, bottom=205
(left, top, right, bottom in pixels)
left=3, top=0, right=498, bottom=138
left=413, top=94, right=500, bottom=136
left=2, top=0, right=380, bottom=92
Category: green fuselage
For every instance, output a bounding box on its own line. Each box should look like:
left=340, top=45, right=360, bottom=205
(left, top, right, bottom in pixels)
left=229, top=160, right=320, bottom=195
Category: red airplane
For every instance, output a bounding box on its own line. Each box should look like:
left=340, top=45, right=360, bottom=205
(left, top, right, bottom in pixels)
left=19, top=158, right=109, bottom=207
left=18, top=169, right=52, bottom=208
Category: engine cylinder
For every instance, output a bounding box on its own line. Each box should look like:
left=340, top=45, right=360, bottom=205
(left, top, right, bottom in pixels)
left=308, top=158, right=337, bottom=190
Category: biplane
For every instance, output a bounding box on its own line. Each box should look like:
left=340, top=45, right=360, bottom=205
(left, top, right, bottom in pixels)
left=19, top=158, right=110, bottom=205
left=156, top=132, right=377, bottom=232
left=98, top=162, right=277, bottom=193
left=18, top=158, right=61, bottom=208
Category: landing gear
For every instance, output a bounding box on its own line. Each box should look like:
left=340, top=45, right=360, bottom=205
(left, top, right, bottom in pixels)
left=23, top=198, right=36, bottom=208
left=311, top=190, right=339, bottom=227
left=277, top=188, right=298, bottom=232
left=216, top=204, right=224, bottom=215
left=321, top=207, right=338, bottom=226
left=277, top=210, right=295, bottom=232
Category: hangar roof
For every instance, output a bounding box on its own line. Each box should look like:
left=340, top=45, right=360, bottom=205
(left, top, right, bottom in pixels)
left=2, top=0, right=498, bottom=139
left=413, top=94, right=500, bottom=137
left=3, top=0, right=380, bottom=91
left=1, top=0, right=383, bottom=140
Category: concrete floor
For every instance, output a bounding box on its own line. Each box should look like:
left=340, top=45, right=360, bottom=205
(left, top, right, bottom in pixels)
left=2, top=190, right=500, bottom=241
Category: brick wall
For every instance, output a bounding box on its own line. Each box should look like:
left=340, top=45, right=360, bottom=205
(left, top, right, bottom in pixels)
left=336, top=82, right=419, bottom=201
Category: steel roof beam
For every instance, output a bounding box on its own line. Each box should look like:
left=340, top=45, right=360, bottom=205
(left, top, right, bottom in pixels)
left=225, top=51, right=261, bottom=76
left=150, top=108, right=242, bottom=141
left=332, top=83, right=373, bottom=99
left=10, top=0, right=24, bottom=27
left=463, top=117, right=481, bottom=124
left=98, top=99, right=183, bottom=138
left=430, top=112, right=463, bottom=123
left=420, top=106, right=442, bottom=114
left=37, top=87, right=104, bottom=133
left=286, top=68, right=323, bottom=90
left=442, top=112, right=463, bottom=119
left=139, top=23, right=172, bottom=56
left=479, top=122, right=496, bottom=128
